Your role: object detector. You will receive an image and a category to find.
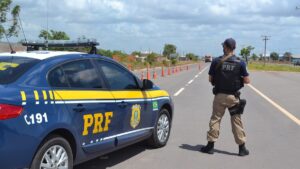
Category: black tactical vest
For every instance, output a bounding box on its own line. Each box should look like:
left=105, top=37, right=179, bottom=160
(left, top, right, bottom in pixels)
left=214, top=56, right=243, bottom=94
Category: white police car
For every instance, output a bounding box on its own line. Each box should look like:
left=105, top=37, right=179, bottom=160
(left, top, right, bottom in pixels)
left=0, top=50, right=173, bottom=169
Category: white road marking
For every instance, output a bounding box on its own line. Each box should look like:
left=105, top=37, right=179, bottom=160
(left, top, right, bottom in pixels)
left=173, top=66, right=209, bottom=97
left=248, top=84, right=300, bottom=126
left=174, top=88, right=185, bottom=97
left=199, top=66, right=209, bottom=74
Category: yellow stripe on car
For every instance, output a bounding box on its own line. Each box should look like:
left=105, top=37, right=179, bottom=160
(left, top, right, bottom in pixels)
left=20, top=91, right=26, bottom=101
left=52, top=90, right=169, bottom=101
left=49, top=90, right=54, bottom=100
left=111, top=91, right=152, bottom=99
left=34, top=90, right=39, bottom=100
left=53, top=90, right=114, bottom=100
left=42, top=90, right=48, bottom=100
left=34, top=90, right=40, bottom=104
left=147, top=90, right=169, bottom=98
left=20, top=91, right=27, bottom=105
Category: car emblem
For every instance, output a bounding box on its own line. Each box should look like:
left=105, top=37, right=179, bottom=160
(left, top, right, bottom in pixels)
left=130, top=104, right=141, bottom=129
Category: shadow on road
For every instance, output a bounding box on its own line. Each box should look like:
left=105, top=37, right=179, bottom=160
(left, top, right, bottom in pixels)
left=74, top=143, right=147, bottom=169
left=179, top=144, right=238, bottom=156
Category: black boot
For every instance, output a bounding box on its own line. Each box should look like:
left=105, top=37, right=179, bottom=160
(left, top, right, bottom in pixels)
left=238, top=143, right=249, bottom=156
left=200, top=141, right=214, bottom=154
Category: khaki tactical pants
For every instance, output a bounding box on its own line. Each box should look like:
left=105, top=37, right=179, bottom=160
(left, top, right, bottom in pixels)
left=207, top=93, right=246, bottom=145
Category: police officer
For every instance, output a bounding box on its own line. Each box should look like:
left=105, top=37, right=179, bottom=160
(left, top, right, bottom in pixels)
left=200, top=38, right=250, bottom=156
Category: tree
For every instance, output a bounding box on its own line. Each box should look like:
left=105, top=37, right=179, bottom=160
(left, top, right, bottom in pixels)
left=163, top=44, right=176, bottom=59
left=240, top=46, right=254, bottom=63
left=146, top=52, right=158, bottom=65
left=171, top=58, right=177, bottom=65
left=39, top=29, right=70, bottom=40
left=251, top=53, right=258, bottom=61
left=283, top=52, right=292, bottom=62
left=186, top=53, right=198, bottom=61
left=270, top=52, right=279, bottom=61
left=98, top=49, right=113, bottom=58
left=131, top=51, right=141, bottom=56
left=0, top=0, right=20, bottom=39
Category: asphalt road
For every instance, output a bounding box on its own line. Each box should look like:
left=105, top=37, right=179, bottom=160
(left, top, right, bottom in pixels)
left=75, top=63, right=300, bottom=169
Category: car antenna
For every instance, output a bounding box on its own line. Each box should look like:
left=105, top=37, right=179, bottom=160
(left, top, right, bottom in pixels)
left=4, top=32, right=16, bottom=54
left=45, top=0, right=49, bottom=50
left=18, top=12, right=28, bottom=47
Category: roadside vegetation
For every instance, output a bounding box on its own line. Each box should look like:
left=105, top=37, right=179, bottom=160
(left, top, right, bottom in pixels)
left=248, top=62, right=300, bottom=72
left=240, top=46, right=299, bottom=72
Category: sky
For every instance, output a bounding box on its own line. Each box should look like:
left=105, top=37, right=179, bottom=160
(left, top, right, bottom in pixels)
left=6, top=0, right=300, bottom=56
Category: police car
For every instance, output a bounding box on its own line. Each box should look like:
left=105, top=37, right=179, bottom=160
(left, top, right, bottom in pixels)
left=0, top=50, right=173, bottom=169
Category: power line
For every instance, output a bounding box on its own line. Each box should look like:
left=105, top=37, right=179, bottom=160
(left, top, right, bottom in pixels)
left=262, top=35, right=270, bottom=65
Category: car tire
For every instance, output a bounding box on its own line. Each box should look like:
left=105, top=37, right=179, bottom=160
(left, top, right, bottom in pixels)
left=30, top=135, right=73, bottom=169
left=147, top=109, right=171, bottom=148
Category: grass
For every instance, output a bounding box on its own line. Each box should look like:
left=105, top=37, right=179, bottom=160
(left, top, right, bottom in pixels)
left=248, top=62, right=300, bottom=72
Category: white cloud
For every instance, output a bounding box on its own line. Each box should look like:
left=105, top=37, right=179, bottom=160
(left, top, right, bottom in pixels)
left=7, top=0, right=300, bottom=55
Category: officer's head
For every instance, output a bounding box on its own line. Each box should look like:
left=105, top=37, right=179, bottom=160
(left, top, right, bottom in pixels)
left=222, top=38, right=236, bottom=55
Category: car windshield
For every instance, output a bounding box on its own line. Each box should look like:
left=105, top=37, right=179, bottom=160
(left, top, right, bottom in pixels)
left=0, top=56, right=40, bottom=84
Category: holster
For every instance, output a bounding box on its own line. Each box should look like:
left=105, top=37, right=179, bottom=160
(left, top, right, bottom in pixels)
left=228, top=99, right=246, bottom=116
left=212, top=87, right=218, bottom=95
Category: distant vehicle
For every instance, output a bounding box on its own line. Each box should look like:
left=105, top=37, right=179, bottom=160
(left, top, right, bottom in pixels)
left=294, top=61, right=300, bottom=66
left=204, top=55, right=212, bottom=62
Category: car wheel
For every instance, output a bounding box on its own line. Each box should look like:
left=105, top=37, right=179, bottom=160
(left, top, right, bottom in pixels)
left=30, top=135, right=73, bottom=169
left=147, top=109, right=171, bottom=148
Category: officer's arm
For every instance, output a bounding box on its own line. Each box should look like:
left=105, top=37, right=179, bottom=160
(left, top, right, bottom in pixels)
left=240, top=61, right=250, bottom=84
left=243, top=76, right=250, bottom=84
left=209, top=75, right=213, bottom=83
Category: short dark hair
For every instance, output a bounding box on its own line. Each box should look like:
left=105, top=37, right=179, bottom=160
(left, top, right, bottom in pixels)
left=222, top=38, right=236, bottom=50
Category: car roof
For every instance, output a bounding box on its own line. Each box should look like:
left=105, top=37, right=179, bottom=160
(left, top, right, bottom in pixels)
left=0, top=51, right=85, bottom=60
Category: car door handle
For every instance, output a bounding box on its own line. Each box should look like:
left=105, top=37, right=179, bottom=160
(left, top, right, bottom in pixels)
left=118, top=101, right=128, bottom=108
left=73, top=104, right=86, bottom=113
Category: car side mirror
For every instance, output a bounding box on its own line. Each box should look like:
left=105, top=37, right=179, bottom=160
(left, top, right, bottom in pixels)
left=142, top=79, right=153, bottom=90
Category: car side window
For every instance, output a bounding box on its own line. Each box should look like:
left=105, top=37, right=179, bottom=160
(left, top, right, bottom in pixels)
left=61, top=60, right=103, bottom=89
left=49, top=59, right=103, bottom=89
left=96, top=60, right=139, bottom=90
left=48, top=66, right=69, bottom=88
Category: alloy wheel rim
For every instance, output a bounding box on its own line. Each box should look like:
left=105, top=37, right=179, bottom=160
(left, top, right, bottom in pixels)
left=40, top=145, right=68, bottom=169
left=157, top=113, right=170, bottom=143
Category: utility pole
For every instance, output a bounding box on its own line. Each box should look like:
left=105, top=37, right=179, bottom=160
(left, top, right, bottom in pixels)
left=262, top=35, right=270, bottom=65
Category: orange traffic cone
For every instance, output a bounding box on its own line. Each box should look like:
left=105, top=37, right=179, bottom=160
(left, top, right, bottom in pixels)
left=168, top=67, right=171, bottom=75
left=153, top=68, right=157, bottom=79
left=147, top=67, right=151, bottom=80
left=161, top=67, right=165, bottom=77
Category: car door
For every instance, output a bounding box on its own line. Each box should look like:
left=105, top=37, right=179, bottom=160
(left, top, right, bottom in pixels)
left=48, top=59, right=118, bottom=154
left=94, top=59, right=153, bottom=147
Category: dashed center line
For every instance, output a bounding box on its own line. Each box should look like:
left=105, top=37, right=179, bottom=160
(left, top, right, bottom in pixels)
left=173, top=66, right=209, bottom=97
left=174, top=88, right=185, bottom=96
left=188, top=80, right=194, bottom=84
